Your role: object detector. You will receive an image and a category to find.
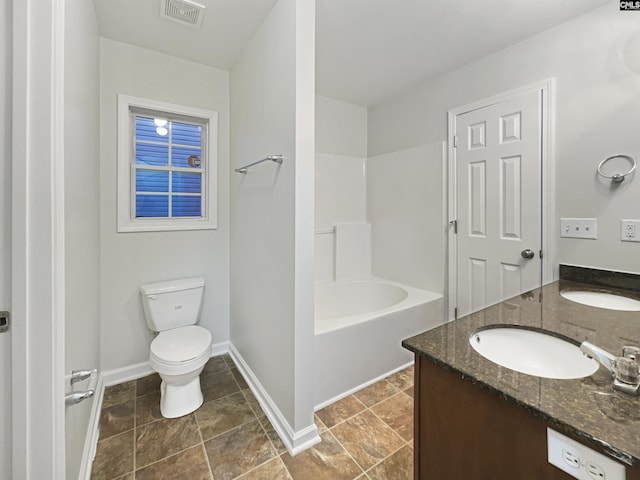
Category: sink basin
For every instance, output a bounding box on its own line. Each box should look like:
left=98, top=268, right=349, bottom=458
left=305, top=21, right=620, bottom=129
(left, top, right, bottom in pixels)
left=560, top=290, right=640, bottom=311
left=469, top=327, right=599, bottom=379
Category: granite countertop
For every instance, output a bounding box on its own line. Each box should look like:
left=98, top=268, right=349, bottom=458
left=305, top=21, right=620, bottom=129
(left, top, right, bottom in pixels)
left=402, top=274, right=640, bottom=469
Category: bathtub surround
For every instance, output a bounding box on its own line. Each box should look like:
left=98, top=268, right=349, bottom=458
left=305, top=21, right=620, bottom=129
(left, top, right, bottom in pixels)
left=314, top=233, right=335, bottom=285
left=314, top=154, right=367, bottom=283
left=367, top=142, right=446, bottom=293
left=314, top=96, right=445, bottom=294
left=334, top=223, right=372, bottom=280
left=314, top=154, right=366, bottom=228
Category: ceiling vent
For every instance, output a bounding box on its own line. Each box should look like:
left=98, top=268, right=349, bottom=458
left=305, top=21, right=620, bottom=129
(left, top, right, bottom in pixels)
left=160, top=0, right=206, bottom=28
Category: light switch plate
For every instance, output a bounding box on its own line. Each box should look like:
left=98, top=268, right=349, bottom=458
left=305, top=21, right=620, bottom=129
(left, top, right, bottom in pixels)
left=548, top=428, right=625, bottom=480
left=560, top=218, right=598, bottom=239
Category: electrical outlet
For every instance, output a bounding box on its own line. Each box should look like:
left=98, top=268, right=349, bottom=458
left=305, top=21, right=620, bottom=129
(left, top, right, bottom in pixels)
left=548, top=429, right=626, bottom=480
left=561, top=218, right=598, bottom=239
left=563, top=448, right=580, bottom=469
left=586, top=461, right=606, bottom=480
left=621, top=219, right=640, bottom=243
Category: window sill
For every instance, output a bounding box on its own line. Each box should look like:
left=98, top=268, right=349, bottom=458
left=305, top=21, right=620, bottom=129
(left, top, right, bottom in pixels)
left=117, top=218, right=218, bottom=233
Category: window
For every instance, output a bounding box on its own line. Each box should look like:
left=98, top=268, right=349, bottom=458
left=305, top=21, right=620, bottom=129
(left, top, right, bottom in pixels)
left=117, top=95, right=218, bottom=232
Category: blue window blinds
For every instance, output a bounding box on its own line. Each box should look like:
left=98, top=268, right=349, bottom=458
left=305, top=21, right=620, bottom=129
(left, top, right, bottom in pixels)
left=133, top=115, right=205, bottom=218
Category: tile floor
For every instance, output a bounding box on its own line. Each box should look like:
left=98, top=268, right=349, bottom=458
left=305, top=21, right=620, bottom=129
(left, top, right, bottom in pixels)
left=90, top=354, right=414, bottom=480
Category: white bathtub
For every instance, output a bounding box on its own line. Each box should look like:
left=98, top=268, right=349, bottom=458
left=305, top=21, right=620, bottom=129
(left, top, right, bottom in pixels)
left=314, top=278, right=444, bottom=409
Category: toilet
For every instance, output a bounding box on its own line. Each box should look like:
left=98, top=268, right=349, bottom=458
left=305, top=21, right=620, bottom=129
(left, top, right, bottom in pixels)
left=140, top=277, right=212, bottom=418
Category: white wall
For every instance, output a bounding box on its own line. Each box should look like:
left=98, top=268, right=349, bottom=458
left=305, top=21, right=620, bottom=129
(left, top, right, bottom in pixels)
left=64, top=1, right=101, bottom=477
left=315, top=95, right=367, bottom=157
left=367, top=143, right=445, bottom=292
left=369, top=3, right=640, bottom=275
left=99, top=39, right=230, bottom=371
left=230, top=0, right=317, bottom=449
left=0, top=0, right=11, bottom=476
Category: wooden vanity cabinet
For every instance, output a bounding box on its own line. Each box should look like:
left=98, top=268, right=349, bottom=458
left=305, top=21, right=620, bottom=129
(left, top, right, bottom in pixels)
left=413, top=356, right=640, bottom=480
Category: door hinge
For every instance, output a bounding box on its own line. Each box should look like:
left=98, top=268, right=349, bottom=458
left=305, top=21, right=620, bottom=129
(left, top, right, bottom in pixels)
left=539, top=249, right=543, bottom=259
left=449, top=219, right=458, bottom=234
left=454, top=307, right=458, bottom=320
left=453, top=135, right=458, bottom=148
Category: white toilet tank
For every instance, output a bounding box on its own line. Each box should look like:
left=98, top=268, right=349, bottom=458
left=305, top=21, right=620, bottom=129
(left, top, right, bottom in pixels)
left=140, top=277, right=205, bottom=332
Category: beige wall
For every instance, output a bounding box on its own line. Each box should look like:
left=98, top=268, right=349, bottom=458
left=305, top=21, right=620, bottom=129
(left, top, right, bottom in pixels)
left=368, top=3, right=640, bottom=276
left=99, top=38, right=231, bottom=370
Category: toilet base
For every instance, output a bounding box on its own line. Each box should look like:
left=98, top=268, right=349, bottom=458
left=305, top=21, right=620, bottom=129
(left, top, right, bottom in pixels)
left=159, top=375, right=204, bottom=418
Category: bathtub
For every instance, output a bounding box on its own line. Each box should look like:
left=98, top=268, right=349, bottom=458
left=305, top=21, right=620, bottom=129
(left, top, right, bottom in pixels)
left=313, top=278, right=444, bottom=409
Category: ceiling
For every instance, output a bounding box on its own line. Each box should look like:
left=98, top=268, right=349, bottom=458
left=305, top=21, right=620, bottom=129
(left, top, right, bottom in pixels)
left=94, top=0, right=611, bottom=107
left=94, top=0, right=280, bottom=69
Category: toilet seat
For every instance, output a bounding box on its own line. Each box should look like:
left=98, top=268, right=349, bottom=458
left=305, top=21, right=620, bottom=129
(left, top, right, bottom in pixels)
left=150, top=325, right=212, bottom=373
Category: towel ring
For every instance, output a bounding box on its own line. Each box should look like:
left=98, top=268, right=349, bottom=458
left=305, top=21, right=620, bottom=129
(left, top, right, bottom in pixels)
left=597, top=154, right=636, bottom=183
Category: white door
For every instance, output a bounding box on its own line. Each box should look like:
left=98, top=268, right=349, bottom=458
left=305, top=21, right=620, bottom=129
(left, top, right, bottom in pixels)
left=453, top=89, right=542, bottom=318
left=1, top=0, right=11, bottom=476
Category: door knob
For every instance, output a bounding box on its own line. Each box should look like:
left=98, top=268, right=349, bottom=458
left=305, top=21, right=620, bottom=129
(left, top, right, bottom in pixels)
left=521, top=249, right=535, bottom=259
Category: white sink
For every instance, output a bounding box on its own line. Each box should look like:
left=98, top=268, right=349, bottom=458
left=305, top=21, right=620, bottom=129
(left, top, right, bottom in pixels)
left=560, top=290, right=640, bottom=311
left=469, top=327, right=599, bottom=379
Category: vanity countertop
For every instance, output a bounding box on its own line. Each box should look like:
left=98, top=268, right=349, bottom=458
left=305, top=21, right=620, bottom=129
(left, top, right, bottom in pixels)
left=402, top=279, right=640, bottom=469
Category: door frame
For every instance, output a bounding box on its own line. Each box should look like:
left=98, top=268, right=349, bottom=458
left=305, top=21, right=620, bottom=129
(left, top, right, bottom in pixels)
left=12, top=0, right=66, bottom=477
left=446, top=79, right=555, bottom=321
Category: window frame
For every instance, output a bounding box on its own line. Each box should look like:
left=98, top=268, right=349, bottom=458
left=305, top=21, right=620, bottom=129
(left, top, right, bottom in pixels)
left=117, top=94, right=218, bottom=232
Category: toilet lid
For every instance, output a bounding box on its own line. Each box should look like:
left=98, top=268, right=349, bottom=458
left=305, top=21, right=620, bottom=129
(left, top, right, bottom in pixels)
left=150, top=325, right=211, bottom=364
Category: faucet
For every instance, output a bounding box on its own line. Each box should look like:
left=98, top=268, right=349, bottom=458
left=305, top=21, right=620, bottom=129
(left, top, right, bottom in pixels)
left=580, top=342, right=640, bottom=396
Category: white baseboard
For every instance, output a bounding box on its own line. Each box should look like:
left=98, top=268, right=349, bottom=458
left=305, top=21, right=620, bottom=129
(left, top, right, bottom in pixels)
left=101, top=340, right=230, bottom=386
left=211, top=340, right=229, bottom=357
left=102, top=361, right=154, bottom=387
left=314, top=360, right=414, bottom=411
left=78, top=373, right=105, bottom=480
left=228, top=343, right=320, bottom=456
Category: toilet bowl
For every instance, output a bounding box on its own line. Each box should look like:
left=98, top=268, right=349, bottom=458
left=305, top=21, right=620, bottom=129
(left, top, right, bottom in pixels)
left=140, top=277, right=211, bottom=418
left=150, top=325, right=212, bottom=418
